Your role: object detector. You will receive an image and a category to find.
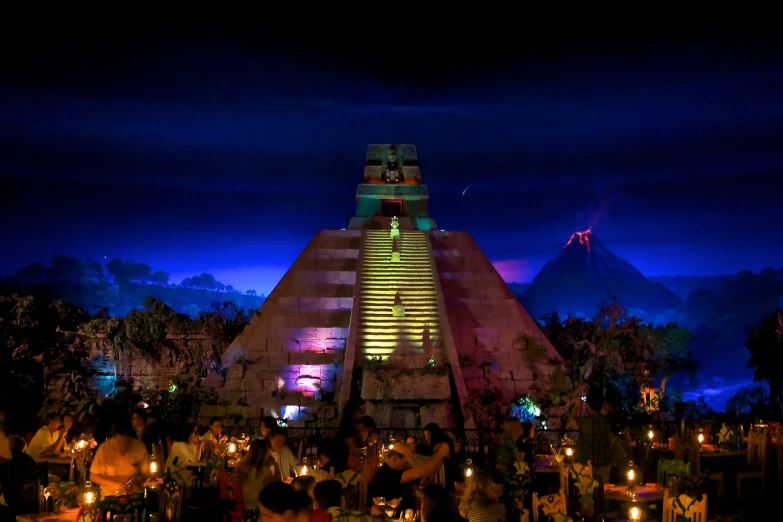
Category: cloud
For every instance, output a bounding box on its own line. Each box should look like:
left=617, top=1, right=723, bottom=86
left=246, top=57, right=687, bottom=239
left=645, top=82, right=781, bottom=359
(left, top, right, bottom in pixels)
left=492, top=259, right=532, bottom=283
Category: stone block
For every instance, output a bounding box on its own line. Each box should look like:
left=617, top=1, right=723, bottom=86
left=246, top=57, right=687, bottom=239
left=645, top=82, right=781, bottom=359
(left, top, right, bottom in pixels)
left=362, top=371, right=450, bottom=400
left=199, top=405, right=228, bottom=419
left=288, top=351, right=341, bottom=366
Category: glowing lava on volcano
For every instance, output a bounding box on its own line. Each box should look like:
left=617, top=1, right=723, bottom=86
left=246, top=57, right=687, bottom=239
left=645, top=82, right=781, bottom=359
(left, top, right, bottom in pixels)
left=564, top=229, right=593, bottom=253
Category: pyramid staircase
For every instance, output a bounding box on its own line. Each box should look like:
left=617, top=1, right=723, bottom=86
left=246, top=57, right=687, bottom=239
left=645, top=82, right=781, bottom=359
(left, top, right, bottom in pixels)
left=357, top=229, right=441, bottom=359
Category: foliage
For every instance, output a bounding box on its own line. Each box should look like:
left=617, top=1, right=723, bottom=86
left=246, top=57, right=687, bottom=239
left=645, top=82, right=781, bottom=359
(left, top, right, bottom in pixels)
left=40, top=371, right=102, bottom=422
left=744, top=310, right=783, bottom=415
left=725, top=383, right=768, bottom=415
left=466, top=388, right=509, bottom=432
left=511, top=396, right=542, bottom=422
left=142, top=384, right=219, bottom=428
left=539, top=303, right=696, bottom=422
left=2, top=256, right=265, bottom=318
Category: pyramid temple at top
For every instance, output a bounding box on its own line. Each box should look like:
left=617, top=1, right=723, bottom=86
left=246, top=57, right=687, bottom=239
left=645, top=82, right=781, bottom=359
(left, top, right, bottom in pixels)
left=214, top=144, right=566, bottom=429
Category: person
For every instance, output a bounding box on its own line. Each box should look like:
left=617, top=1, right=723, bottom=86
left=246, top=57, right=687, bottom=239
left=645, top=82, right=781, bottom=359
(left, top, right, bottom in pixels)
left=421, top=484, right=463, bottom=522
left=416, top=423, right=458, bottom=490
left=494, top=417, right=524, bottom=477
left=368, top=441, right=449, bottom=515
left=238, top=438, right=280, bottom=520
left=259, top=416, right=278, bottom=439
left=355, top=416, right=376, bottom=446
left=90, top=412, right=150, bottom=495
left=165, top=423, right=202, bottom=485
left=0, top=416, right=11, bottom=465
left=131, top=408, right=157, bottom=454
left=459, top=471, right=507, bottom=522
left=267, top=426, right=296, bottom=481
left=26, top=412, right=71, bottom=459
left=312, top=439, right=346, bottom=478
left=576, top=387, right=612, bottom=481
left=517, top=422, right=535, bottom=468
left=1, top=436, right=38, bottom=513
left=202, top=417, right=228, bottom=454
left=314, top=479, right=389, bottom=521
left=291, top=475, right=330, bottom=522
left=258, top=481, right=314, bottom=522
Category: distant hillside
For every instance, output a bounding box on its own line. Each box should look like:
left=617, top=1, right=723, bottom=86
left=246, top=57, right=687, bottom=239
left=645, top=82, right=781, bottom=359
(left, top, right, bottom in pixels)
left=649, top=275, right=736, bottom=301
left=2, top=257, right=265, bottom=316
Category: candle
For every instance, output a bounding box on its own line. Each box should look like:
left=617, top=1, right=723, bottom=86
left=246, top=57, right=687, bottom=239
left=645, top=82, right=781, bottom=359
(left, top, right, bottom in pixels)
left=627, top=469, right=635, bottom=482
left=647, top=430, right=654, bottom=441
left=150, top=461, right=158, bottom=474
left=84, top=492, right=95, bottom=505
left=629, top=506, right=641, bottom=521
left=228, top=442, right=237, bottom=454
left=697, top=433, right=704, bottom=444
left=565, top=447, right=574, bottom=457
left=465, top=467, right=473, bottom=478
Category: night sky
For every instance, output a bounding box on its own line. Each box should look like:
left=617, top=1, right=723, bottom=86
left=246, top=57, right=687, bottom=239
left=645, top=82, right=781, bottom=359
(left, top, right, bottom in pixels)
left=2, top=19, right=782, bottom=294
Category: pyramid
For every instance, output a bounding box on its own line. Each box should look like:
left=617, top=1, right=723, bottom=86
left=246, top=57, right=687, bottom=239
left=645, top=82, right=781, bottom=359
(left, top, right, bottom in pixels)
left=210, top=145, right=566, bottom=429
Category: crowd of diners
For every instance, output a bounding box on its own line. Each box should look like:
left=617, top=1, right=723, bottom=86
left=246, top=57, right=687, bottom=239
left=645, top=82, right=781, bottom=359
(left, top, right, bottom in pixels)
left=1, top=399, right=558, bottom=522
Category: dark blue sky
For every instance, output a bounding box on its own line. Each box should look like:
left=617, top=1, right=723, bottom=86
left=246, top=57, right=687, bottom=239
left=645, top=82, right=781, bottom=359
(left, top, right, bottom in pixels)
left=2, top=20, right=782, bottom=293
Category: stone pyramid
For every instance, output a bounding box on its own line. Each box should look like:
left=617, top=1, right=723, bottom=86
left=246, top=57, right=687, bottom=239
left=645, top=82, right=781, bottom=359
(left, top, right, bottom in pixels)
left=206, top=145, right=566, bottom=429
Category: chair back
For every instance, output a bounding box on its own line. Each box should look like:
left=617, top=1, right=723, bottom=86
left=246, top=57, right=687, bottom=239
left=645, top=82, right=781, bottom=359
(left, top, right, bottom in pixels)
left=656, top=459, right=691, bottom=488
left=662, top=490, right=707, bottom=522
left=158, top=478, right=183, bottom=522
left=673, top=437, right=700, bottom=477
left=96, top=494, right=145, bottom=522
left=531, top=489, right=567, bottom=522
left=566, top=473, right=603, bottom=522
left=746, top=425, right=768, bottom=470
left=218, top=469, right=244, bottom=522
left=559, top=462, right=592, bottom=503
left=337, top=469, right=367, bottom=513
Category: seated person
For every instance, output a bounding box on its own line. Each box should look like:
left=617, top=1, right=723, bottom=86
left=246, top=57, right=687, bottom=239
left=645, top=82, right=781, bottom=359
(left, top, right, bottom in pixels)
left=315, top=479, right=389, bottom=520
left=258, top=481, right=315, bottom=521
left=202, top=417, right=228, bottom=455
left=311, top=440, right=347, bottom=479
left=90, top=414, right=150, bottom=495
left=26, top=413, right=72, bottom=459
left=1, top=435, right=38, bottom=511
left=267, top=426, right=296, bottom=482
left=368, top=441, right=449, bottom=514
left=165, top=423, right=202, bottom=484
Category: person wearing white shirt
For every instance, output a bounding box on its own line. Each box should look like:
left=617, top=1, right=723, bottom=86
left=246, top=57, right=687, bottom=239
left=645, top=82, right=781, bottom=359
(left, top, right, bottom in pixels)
left=202, top=417, right=227, bottom=455
left=267, top=427, right=296, bottom=482
left=165, top=424, right=202, bottom=485
left=26, top=413, right=71, bottom=459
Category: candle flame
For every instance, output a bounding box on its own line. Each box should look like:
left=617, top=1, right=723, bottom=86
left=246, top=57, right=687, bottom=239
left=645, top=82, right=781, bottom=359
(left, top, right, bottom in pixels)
left=228, top=442, right=237, bottom=454
left=465, top=468, right=473, bottom=478
left=565, top=448, right=574, bottom=457
left=627, top=469, right=635, bottom=481
left=629, top=506, right=641, bottom=521
left=84, top=492, right=95, bottom=505
left=647, top=430, right=654, bottom=440
left=697, top=434, right=704, bottom=443
left=150, top=462, right=158, bottom=474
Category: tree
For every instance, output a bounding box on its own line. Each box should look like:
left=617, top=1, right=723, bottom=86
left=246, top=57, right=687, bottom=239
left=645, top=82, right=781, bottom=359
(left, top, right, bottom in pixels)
left=745, top=310, right=783, bottom=416
left=246, top=289, right=256, bottom=296
left=540, top=303, right=694, bottom=423
left=150, top=270, right=170, bottom=286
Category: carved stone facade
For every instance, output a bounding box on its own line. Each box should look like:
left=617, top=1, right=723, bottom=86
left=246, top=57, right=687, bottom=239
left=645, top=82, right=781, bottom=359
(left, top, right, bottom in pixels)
left=211, top=145, right=566, bottom=429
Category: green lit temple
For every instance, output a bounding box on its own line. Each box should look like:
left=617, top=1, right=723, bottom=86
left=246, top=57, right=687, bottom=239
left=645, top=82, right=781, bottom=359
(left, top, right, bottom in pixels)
left=211, top=145, right=565, bottom=429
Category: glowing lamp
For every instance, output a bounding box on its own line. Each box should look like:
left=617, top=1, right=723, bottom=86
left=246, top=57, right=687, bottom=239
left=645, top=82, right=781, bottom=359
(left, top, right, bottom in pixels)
left=697, top=433, right=704, bottom=444
left=647, top=430, right=654, bottom=441
left=629, top=506, right=641, bottom=522
left=227, top=441, right=238, bottom=455
left=78, top=481, right=101, bottom=522
left=462, top=458, right=475, bottom=479
left=565, top=447, right=574, bottom=457
left=626, top=461, right=638, bottom=491
left=296, top=456, right=310, bottom=477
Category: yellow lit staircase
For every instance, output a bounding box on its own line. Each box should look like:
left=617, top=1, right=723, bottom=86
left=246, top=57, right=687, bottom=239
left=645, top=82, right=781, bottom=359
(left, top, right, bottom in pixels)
left=357, top=230, right=441, bottom=358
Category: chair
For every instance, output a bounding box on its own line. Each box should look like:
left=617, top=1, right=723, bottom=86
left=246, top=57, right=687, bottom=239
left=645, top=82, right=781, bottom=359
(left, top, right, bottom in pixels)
left=656, top=459, right=691, bottom=489
left=337, top=468, right=367, bottom=513
left=662, top=490, right=707, bottom=522
left=217, top=469, right=244, bottom=522
left=532, top=490, right=567, bottom=522
left=96, top=494, right=145, bottom=522
left=736, top=425, right=768, bottom=498
left=566, top=473, right=603, bottom=522
left=558, top=462, right=592, bottom=504
left=158, top=478, right=183, bottom=522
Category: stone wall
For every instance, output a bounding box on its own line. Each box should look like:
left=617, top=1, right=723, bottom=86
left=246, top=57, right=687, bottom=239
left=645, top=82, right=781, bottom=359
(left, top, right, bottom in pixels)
left=431, top=231, right=568, bottom=411
left=80, top=334, right=214, bottom=396
left=216, top=230, right=361, bottom=428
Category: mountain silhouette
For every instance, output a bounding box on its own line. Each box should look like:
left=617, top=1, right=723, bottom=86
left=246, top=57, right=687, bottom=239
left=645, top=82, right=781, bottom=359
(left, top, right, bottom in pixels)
left=521, top=230, right=682, bottom=318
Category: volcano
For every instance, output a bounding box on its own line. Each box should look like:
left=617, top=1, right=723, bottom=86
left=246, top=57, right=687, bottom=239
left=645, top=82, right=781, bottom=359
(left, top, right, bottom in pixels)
left=520, top=230, right=682, bottom=319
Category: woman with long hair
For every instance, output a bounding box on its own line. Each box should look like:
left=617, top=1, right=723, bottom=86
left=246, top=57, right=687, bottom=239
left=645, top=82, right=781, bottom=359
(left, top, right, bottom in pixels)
left=90, top=405, right=150, bottom=495
left=459, top=471, right=507, bottom=522
left=238, top=438, right=281, bottom=521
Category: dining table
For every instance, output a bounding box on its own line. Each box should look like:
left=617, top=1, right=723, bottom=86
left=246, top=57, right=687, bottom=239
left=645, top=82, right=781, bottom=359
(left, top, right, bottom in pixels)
left=16, top=508, right=81, bottom=522
left=603, top=483, right=665, bottom=503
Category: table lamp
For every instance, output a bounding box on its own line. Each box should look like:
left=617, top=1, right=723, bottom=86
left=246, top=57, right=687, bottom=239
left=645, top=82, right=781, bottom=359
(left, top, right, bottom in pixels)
left=461, top=458, right=474, bottom=479
left=626, top=461, right=638, bottom=491
left=78, top=481, right=100, bottom=522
